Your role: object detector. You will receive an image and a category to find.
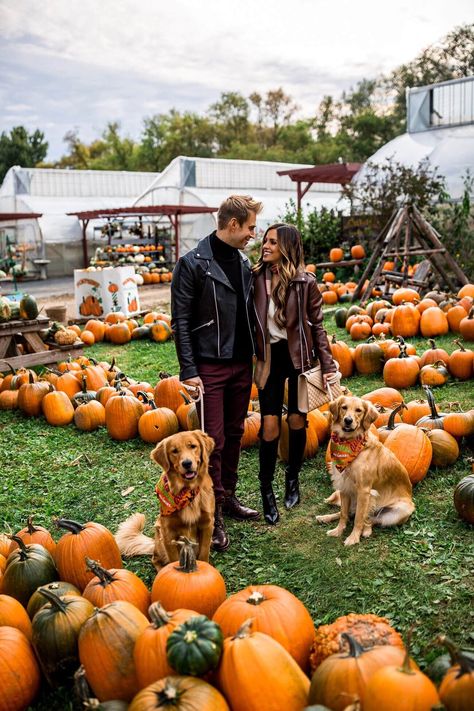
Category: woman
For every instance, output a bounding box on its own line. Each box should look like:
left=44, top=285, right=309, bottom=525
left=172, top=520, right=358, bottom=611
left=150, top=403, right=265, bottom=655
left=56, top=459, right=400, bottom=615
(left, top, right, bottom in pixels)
left=253, top=223, right=338, bottom=524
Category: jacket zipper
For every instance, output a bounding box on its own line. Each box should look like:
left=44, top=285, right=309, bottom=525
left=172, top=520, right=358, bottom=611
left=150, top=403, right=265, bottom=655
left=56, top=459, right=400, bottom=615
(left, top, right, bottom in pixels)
left=212, top=281, right=221, bottom=357
left=191, top=319, right=214, bottom=332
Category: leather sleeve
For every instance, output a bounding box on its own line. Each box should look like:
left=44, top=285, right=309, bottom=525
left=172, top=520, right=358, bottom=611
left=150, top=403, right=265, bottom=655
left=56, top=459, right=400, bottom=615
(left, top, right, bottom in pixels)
left=308, top=280, right=337, bottom=373
left=171, top=257, right=199, bottom=380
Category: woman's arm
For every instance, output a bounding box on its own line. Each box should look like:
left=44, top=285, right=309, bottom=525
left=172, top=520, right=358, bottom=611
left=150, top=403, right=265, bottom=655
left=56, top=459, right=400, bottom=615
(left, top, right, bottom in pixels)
left=307, top=280, right=338, bottom=374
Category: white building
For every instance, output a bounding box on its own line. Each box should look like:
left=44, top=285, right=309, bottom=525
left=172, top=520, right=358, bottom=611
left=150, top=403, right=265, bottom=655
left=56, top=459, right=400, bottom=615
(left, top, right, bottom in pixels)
left=0, top=167, right=159, bottom=277
left=356, top=76, right=474, bottom=200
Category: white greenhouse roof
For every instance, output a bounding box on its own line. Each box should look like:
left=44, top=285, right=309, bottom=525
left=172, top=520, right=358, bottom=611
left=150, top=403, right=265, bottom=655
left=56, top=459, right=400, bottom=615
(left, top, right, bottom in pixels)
left=356, top=124, right=474, bottom=201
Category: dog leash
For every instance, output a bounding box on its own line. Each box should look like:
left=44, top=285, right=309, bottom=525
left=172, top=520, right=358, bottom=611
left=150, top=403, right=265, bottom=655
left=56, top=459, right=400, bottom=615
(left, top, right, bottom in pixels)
left=325, top=371, right=342, bottom=401
left=183, top=384, right=205, bottom=431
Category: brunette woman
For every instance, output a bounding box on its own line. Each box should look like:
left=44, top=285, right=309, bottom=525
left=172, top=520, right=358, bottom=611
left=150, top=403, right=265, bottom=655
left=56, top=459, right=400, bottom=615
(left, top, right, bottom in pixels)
left=253, top=223, right=338, bottom=524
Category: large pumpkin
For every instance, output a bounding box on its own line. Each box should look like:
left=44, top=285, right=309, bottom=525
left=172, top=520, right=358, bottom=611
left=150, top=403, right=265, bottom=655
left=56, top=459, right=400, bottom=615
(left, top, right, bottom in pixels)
left=17, top=374, right=53, bottom=417
left=308, top=634, right=412, bottom=711
left=0, top=594, right=33, bottom=640
left=0, top=627, right=41, bottom=711
left=279, top=414, right=318, bottom=462
left=448, top=340, right=474, bottom=380
left=353, top=340, right=384, bottom=375
left=419, top=306, right=449, bottom=337
left=8, top=516, right=56, bottom=557
left=74, top=400, right=106, bottom=431
left=459, top=308, right=474, bottom=341
left=154, top=373, right=185, bottom=412
left=105, top=392, right=145, bottom=441
left=151, top=538, right=226, bottom=619
left=383, top=346, right=420, bottom=389
left=27, top=581, right=82, bottom=620
left=138, top=404, right=179, bottom=445
left=31, top=588, right=95, bottom=687
left=390, top=303, right=420, bottom=338
left=216, top=619, right=309, bottom=711
left=54, top=518, right=123, bottom=591
left=134, top=603, right=199, bottom=689
left=364, top=647, right=439, bottom=710
left=361, top=387, right=403, bottom=409
left=329, top=336, right=354, bottom=378
left=41, top=389, right=75, bottom=426
left=82, top=558, right=150, bottom=616
left=128, top=676, right=230, bottom=711
left=213, top=584, right=315, bottom=671
left=427, top=430, right=459, bottom=467
left=454, top=474, right=474, bottom=525
left=309, top=613, right=404, bottom=671
left=78, top=600, right=149, bottom=701
left=384, top=424, right=432, bottom=484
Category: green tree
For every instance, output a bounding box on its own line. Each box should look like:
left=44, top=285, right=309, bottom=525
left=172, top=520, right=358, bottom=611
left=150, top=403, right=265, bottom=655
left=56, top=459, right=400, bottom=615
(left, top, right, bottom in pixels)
left=138, top=110, right=216, bottom=171
left=0, top=126, right=48, bottom=182
left=208, top=92, right=250, bottom=152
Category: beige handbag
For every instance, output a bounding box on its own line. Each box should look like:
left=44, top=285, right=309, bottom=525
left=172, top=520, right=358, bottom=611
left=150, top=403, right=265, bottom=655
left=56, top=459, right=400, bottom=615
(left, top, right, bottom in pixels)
left=297, top=365, right=342, bottom=413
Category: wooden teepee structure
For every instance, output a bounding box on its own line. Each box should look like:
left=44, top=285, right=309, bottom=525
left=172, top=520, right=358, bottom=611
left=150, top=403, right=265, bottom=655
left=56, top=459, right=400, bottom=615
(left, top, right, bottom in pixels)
left=352, top=204, right=470, bottom=304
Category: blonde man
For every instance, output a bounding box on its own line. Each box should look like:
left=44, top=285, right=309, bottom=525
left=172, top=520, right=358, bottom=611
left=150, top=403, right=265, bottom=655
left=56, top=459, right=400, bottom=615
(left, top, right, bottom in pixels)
left=171, top=195, right=263, bottom=551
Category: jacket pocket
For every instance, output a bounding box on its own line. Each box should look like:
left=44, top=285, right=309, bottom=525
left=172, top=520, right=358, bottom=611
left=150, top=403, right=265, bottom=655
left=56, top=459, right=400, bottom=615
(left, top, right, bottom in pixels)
left=191, top=319, right=214, bottom=332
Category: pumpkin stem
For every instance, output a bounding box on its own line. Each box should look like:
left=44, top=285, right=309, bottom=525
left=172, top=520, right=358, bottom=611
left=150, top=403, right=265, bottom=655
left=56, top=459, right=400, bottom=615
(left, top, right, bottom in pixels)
left=247, top=590, right=266, bottom=606
left=179, top=389, right=193, bottom=405
left=157, top=679, right=183, bottom=705
left=341, top=632, right=366, bottom=658
left=173, top=536, right=199, bottom=573
left=108, top=357, right=116, bottom=372
left=26, top=516, right=38, bottom=535
left=7, top=363, right=16, bottom=375
left=37, top=587, right=68, bottom=612
left=159, top=371, right=173, bottom=380
left=148, top=601, right=172, bottom=628
left=434, top=635, right=474, bottom=675
left=137, top=391, right=156, bottom=408
left=385, top=402, right=407, bottom=430
left=428, top=338, right=437, bottom=350
left=9, top=534, right=29, bottom=559
left=398, top=625, right=417, bottom=675
left=85, top=557, right=115, bottom=585
left=453, top=339, right=466, bottom=352
left=54, top=518, right=86, bottom=534
left=423, top=386, right=438, bottom=419
left=234, top=618, right=254, bottom=640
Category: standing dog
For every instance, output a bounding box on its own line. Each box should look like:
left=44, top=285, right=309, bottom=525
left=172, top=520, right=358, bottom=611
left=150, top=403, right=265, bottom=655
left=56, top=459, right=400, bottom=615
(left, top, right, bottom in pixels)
left=115, top=430, right=215, bottom=570
left=316, top=395, right=415, bottom=546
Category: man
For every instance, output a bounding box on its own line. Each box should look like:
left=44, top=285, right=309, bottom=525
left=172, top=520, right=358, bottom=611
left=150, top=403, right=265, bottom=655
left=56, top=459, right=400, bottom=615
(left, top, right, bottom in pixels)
left=171, top=195, right=263, bottom=551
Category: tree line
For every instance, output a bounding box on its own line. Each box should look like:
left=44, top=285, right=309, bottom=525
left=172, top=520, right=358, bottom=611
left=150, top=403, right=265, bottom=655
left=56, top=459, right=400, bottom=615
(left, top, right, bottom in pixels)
left=0, top=24, right=473, bottom=182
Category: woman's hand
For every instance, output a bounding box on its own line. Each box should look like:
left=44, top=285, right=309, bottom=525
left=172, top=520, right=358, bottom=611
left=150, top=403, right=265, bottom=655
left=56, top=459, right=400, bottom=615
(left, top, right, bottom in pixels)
left=323, top=371, right=341, bottom=388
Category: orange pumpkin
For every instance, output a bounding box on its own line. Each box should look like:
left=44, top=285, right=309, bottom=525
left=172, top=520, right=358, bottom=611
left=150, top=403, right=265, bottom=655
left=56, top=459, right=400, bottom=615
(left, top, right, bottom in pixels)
left=105, top=393, right=144, bottom=441
left=459, top=308, right=474, bottom=341
left=351, top=244, right=366, bottom=259
left=383, top=346, right=420, bottom=388
left=329, top=248, right=344, bottom=262
left=391, top=287, right=420, bottom=305
left=54, top=518, right=123, bottom=591
left=84, top=319, right=106, bottom=342
left=419, top=306, right=449, bottom=338
left=330, top=336, right=354, bottom=378
left=390, top=303, right=420, bottom=338
left=215, top=619, right=310, bottom=711
left=150, top=320, right=173, bottom=343
left=213, top=585, right=315, bottom=671
left=427, top=429, right=459, bottom=467
left=8, top=517, right=56, bottom=557
left=78, top=601, right=148, bottom=702
left=41, top=390, right=75, bottom=426
left=241, top=411, right=261, bottom=448
left=80, top=329, right=95, bottom=345
left=0, top=594, right=33, bottom=640
left=129, top=677, right=230, bottom=710
left=138, top=404, right=179, bottom=444
left=447, top=304, right=468, bottom=332
left=448, top=340, right=474, bottom=380
left=108, top=323, right=132, bottom=344
left=82, top=558, right=150, bottom=616
left=361, top=387, right=403, bottom=409
left=438, top=636, right=474, bottom=711
left=384, top=424, right=432, bottom=484
left=0, top=627, right=41, bottom=710
left=153, top=373, right=186, bottom=412
left=74, top=400, right=106, bottom=431
left=133, top=603, right=199, bottom=688
left=151, top=538, right=226, bottom=619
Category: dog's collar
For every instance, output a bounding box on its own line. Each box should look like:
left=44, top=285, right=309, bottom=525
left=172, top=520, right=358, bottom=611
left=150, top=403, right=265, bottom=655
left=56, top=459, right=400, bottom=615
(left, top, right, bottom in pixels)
left=155, top=473, right=199, bottom=516
left=329, top=432, right=368, bottom=472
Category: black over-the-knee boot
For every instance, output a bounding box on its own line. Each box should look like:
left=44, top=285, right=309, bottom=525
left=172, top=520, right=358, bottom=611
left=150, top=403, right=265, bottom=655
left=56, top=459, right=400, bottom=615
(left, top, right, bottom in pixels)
left=284, top=426, right=306, bottom=509
left=258, top=437, right=280, bottom=525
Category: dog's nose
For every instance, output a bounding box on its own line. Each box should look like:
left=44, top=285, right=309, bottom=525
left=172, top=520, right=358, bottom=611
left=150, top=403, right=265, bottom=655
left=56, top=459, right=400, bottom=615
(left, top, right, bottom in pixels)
left=182, top=459, right=193, bottom=470
left=344, top=416, right=353, bottom=426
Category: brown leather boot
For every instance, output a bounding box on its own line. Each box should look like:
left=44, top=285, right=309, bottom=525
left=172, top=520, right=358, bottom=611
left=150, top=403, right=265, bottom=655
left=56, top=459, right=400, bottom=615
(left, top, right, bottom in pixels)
left=222, top=490, right=260, bottom=521
left=211, top=503, right=230, bottom=552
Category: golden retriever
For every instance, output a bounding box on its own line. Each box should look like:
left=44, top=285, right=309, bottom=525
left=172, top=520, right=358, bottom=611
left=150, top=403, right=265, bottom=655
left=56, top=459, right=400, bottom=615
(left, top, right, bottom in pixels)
left=316, top=395, right=415, bottom=546
left=115, top=430, right=215, bottom=570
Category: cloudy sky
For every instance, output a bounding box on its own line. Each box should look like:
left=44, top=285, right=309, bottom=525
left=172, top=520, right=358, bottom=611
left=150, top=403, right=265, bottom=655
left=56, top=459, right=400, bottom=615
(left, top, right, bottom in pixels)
left=1, top=0, right=472, bottom=160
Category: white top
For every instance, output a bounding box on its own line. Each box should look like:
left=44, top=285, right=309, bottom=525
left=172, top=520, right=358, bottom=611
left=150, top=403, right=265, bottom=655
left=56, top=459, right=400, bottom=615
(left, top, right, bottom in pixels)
left=268, top=297, right=287, bottom=343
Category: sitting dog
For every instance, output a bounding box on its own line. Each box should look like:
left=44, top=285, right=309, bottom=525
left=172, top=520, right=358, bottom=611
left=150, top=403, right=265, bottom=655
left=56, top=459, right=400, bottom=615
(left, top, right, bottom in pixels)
left=316, top=395, right=415, bottom=546
left=115, top=430, right=215, bottom=570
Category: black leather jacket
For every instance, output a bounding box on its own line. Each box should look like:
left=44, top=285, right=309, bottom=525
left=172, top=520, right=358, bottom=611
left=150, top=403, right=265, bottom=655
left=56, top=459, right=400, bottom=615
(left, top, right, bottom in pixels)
left=171, top=234, right=254, bottom=380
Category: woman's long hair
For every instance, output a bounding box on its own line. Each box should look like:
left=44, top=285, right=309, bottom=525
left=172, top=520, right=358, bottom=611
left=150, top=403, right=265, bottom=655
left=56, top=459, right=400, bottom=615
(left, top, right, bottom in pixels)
left=253, top=223, right=305, bottom=328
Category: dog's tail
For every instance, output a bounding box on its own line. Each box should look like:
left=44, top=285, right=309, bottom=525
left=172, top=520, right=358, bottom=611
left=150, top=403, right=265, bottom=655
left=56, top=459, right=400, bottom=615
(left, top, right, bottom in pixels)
left=115, top=513, right=154, bottom=556
left=373, top=500, right=415, bottom=527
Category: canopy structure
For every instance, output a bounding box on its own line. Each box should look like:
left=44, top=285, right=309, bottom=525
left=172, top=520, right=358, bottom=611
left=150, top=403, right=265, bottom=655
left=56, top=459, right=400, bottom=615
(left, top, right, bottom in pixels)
left=0, top=213, right=43, bottom=221
left=67, top=204, right=218, bottom=267
left=277, top=163, right=362, bottom=211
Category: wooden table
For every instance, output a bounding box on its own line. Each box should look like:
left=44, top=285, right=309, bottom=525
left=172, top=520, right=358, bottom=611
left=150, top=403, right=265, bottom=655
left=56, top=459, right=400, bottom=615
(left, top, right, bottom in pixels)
left=0, top=316, right=84, bottom=371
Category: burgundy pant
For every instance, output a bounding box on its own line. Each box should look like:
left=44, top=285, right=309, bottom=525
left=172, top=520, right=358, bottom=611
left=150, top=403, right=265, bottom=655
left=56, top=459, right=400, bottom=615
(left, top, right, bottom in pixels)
left=197, top=361, right=253, bottom=503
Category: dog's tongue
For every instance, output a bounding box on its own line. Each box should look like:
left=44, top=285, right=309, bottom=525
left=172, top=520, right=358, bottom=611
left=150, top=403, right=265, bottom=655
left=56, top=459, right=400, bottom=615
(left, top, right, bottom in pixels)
left=184, top=471, right=197, bottom=480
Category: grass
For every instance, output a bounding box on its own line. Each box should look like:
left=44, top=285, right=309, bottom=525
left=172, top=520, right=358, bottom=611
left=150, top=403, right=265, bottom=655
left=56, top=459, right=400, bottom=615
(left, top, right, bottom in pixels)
left=1, top=313, right=474, bottom=710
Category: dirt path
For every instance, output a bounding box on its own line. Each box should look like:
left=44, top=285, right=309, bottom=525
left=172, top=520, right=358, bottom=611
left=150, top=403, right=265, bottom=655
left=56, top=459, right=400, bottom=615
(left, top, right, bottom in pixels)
left=36, top=284, right=172, bottom=322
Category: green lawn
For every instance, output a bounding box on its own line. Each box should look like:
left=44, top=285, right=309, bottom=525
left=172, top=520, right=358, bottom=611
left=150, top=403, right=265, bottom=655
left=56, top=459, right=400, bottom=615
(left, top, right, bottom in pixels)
left=1, top=318, right=473, bottom=710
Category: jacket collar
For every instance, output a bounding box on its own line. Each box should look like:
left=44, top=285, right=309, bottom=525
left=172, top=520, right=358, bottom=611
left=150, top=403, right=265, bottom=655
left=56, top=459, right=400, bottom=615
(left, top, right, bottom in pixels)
left=194, top=233, right=251, bottom=268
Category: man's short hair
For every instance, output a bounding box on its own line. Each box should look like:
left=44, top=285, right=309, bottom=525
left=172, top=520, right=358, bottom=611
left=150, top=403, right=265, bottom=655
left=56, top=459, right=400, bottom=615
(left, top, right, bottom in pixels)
left=217, top=195, right=263, bottom=229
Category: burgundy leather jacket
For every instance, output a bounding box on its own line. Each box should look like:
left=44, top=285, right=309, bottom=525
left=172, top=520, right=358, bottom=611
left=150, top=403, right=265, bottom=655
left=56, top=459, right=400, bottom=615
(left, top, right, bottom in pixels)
left=253, top=269, right=336, bottom=373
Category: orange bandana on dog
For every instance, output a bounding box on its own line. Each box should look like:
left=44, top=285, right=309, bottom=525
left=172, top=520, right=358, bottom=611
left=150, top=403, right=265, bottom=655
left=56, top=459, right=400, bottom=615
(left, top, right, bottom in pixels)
left=329, top=432, right=368, bottom=472
left=155, top=474, right=199, bottom=516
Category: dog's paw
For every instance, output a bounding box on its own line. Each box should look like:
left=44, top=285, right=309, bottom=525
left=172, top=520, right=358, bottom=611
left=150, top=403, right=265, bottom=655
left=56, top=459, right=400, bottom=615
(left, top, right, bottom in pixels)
left=344, top=533, right=361, bottom=546
left=327, top=526, right=344, bottom=537
left=362, top=525, right=373, bottom=538
left=324, top=490, right=341, bottom=507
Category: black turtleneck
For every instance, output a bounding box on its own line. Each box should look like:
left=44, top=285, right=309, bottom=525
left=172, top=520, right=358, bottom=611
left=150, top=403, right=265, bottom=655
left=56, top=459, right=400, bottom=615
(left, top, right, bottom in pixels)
left=207, top=232, right=253, bottom=361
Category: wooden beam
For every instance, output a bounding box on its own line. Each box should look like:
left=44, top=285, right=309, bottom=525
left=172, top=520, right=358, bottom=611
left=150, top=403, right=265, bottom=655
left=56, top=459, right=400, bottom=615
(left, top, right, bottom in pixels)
left=411, top=207, right=469, bottom=285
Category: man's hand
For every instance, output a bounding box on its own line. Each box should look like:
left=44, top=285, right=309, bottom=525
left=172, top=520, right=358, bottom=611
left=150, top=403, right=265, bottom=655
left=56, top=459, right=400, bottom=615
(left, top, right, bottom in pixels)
left=183, top=377, right=204, bottom=396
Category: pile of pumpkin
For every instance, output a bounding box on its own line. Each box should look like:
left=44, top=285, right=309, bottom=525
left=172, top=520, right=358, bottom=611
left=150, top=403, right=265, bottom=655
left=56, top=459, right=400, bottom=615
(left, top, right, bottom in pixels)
left=0, top=293, right=40, bottom=322
left=43, top=310, right=174, bottom=348
left=0, top=519, right=472, bottom=710
left=0, top=358, right=262, bottom=450
left=335, top=284, right=474, bottom=342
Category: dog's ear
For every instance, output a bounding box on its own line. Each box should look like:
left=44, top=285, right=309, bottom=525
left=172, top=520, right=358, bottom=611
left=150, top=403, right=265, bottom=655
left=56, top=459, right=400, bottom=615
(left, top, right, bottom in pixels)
left=193, top=430, right=215, bottom=469
left=151, top=438, right=170, bottom=471
left=329, top=396, right=343, bottom=423
left=362, top=400, right=378, bottom=430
